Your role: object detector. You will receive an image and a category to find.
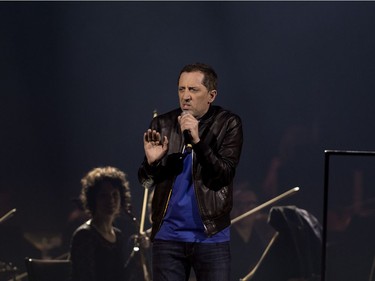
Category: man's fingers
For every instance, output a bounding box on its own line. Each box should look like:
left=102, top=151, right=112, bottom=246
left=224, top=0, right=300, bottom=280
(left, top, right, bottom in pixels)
left=145, top=129, right=162, bottom=143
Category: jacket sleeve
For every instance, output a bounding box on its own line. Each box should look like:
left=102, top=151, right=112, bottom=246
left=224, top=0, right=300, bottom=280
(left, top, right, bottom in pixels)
left=138, top=158, right=162, bottom=189
left=193, top=113, right=243, bottom=190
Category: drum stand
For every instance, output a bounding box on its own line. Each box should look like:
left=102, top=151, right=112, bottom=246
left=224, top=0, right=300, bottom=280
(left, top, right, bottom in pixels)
left=124, top=187, right=152, bottom=281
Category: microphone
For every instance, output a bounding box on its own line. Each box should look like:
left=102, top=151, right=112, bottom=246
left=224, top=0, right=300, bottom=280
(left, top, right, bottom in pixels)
left=183, top=129, right=193, bottom=154
left=181, top=110, right=193, bottom=153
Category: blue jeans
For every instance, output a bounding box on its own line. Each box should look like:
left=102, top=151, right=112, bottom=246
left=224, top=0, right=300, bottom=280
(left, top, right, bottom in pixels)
left=152, top=240, right=230, bottom=281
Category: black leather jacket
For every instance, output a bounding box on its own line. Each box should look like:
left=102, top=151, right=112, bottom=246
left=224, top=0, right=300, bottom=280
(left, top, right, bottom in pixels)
left=138, top=105, right=243, bottom=240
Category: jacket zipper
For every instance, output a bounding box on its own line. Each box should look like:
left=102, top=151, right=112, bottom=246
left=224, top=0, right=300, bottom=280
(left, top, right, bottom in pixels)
left=191, top=151, right=210, bottom=235
left=156, top=142, right=186, bottom=233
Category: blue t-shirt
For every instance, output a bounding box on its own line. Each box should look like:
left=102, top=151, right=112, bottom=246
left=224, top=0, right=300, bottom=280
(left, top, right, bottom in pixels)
left=155, top=151, right=230, bottom=242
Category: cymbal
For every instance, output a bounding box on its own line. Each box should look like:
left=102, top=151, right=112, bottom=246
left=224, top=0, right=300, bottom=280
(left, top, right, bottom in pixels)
left=23, top=232, right=62, bottom=251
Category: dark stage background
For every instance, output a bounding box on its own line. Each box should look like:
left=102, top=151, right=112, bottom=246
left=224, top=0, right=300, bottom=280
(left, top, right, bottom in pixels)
left=1, top=2, right=375, bottom=280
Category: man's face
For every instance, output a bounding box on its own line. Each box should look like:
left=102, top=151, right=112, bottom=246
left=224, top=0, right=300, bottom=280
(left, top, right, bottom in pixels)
left=178, top=71, right=217, bottom=119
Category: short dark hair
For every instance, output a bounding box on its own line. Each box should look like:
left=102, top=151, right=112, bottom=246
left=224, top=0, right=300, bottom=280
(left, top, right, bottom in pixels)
left=178, top=63, right=218, bottom=91
left=80, top=166, right=131, bottom=215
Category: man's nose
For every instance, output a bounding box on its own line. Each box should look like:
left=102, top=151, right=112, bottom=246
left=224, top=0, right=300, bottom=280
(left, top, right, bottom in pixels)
left=182, top=91, right=191, bottom=100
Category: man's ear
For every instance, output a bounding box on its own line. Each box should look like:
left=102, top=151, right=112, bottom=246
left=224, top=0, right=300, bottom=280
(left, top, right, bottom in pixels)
left=208, top=90, right=217, bottom=103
